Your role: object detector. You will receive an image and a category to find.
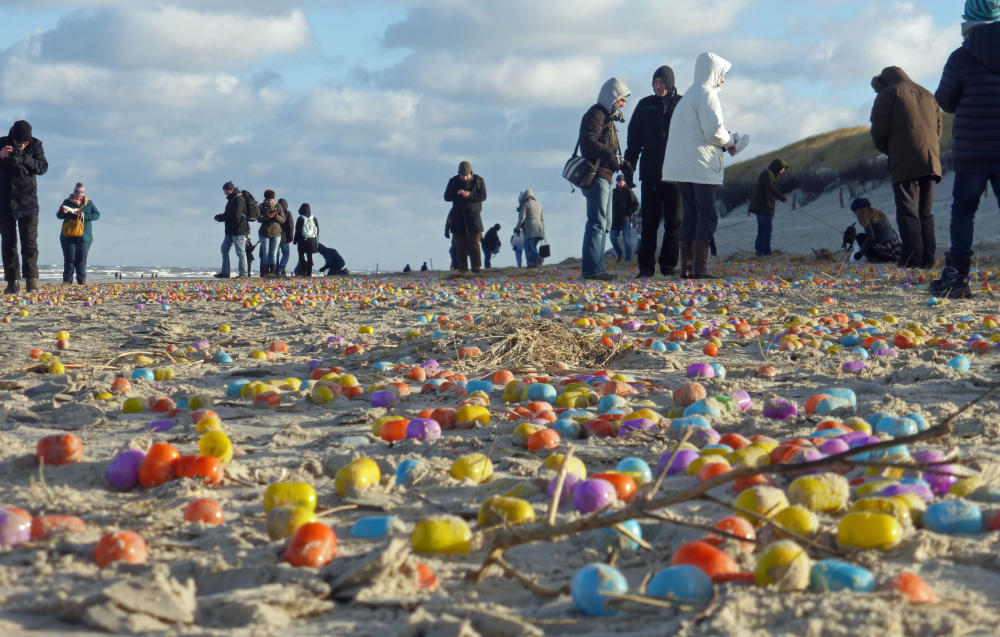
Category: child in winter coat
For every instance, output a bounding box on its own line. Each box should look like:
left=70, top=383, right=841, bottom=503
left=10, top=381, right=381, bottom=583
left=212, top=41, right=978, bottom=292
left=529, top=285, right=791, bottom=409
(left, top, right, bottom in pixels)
left=851, top=198, right=901, bottom=263
left=293, top=203, right=319, bottom=277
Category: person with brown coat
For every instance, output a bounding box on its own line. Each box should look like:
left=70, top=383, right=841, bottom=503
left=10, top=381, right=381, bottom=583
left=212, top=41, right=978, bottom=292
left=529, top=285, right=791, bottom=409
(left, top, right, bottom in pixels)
left=257, top=189, right=286, bottom=277
left=870, top=66, right=942, bottom=268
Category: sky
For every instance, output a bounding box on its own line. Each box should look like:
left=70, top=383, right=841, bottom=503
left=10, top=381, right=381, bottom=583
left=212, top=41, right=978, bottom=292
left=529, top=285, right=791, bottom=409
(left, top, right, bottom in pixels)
left=0, top=0, right=965, bottom=272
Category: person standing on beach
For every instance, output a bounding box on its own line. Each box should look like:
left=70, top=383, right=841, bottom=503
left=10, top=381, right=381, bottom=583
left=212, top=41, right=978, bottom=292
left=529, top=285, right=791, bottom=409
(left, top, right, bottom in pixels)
left=481, top=223, right=502, bottom=268
left=277, top=197, right=293, bottom=278
left=214, top=181, right=249, bottom=279
left=930, top=1, right=1000, bottom=298
left=56, top=182, right=100, bottom=284
left=611, top=174, right=639, bottom=263
left=258, top=189, right=286, bottom=277
left=511, top=227, right=524, bottom=267
left=748, top=159, right=789, bottom=257
left=870, top=66, right=942, bottom=268
left=293, top=203, right=319, bottom=277
left=625, top=65, right=684, bottom=278
left=516, top=189, right=545, bottom=268
left=579, top=77, right=631, bottom=280
left=663, top=52, right=743, bottom=279
left=0, top=120, right=48, bottom=293
left=444, top=161, right=487, bottom=274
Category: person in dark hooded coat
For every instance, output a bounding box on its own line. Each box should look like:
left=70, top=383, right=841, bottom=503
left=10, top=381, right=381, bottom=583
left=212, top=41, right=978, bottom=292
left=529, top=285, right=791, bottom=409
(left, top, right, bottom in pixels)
left=0, top=120, right=48, bottom=293
left=625, top=65, right=684, bottom=277
left=444, top=161, right=487, bottom=273
left=747, top=158, right=789, bottom=256
left=870, top=66, right=942, bottom=268
left=293, top=203, right=319, bottom=277
left=316, top=243, right=348, bottom=275
left=277, top=197, right=294, bottom=277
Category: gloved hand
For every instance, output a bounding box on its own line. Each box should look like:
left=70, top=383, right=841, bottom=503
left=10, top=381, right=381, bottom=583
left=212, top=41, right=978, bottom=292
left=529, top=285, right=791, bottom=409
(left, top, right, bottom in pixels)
left=623, top=166, right=636, bottom=188
left=444, top=230, right=450, bottom=239
left=214, top=214, right=224, bottom=222
left=728, top=132, right=750, bottom=157
left=618, top=159, right=632, bottom=174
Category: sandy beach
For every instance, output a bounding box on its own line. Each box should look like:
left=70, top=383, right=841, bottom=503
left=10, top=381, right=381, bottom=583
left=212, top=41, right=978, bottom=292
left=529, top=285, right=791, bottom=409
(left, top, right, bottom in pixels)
left=2, top=256, right=1000, bottom=636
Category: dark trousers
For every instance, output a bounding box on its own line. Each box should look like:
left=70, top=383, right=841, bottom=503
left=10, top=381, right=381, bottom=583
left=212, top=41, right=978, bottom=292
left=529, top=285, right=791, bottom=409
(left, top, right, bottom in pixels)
left=638, top=180, right=682, bottom=273
left=453, top=233, right=482, bottom=272
left=948, top=171, right=1000, bottom=258
left=677, top=182, right=719, bottom=241
left=893, top=177, right=936, bottom=267
left=483, top=247, right=493, bottom=268
left=753, top=212, right=773, bottom=255
left=296, top=245, right=314, bottom=276
left=0, top=213, right=39, bottom=281
left=60, top=236, right=92, bottom=283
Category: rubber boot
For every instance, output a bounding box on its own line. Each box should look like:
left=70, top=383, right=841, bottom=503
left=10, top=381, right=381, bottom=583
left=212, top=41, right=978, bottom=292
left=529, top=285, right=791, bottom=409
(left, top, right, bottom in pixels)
left=277, top=267, right=287, bottom=279
left=693, top=240, right=716, bottom=279
left=4, top=279, right=18, bottom=294
left=25, top=278, right=37, bottom=292
left=929, top=253, right=972, bottom=299
left=679, top=241, right=694, bottom=278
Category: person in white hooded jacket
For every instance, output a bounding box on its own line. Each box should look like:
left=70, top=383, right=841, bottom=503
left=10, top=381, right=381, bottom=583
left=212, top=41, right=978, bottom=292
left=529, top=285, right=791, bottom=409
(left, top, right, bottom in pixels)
left=662, top=52, right=742, bottom=278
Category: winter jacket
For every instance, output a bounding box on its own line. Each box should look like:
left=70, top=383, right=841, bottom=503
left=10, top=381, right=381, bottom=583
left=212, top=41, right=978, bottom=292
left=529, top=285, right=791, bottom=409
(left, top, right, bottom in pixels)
left=516, top=190, right=545, bottom=239
left=935, top=21, right=1000, bottom=173
left=625, top=69, right=683, bottom=182
left=611, top=184, right=639, bottom=229
left=293, top=206, right=319, bottom=251
left=748, top=159, right=789, bottom=215
left=856, top=206, right=900, bottom=260
left=662, top=52, right=733, bottom=186
left=218, top=189, right=249, bottom=236
left=444, top=174, right=487, bottom=235
left=870, top=66, right=942, bottom=184
left=278, top=198, right=294, bottom=243
left=0, top=130, right=48, bottom=220
left=579, top=78, right=629, bottom=184
left=57, top=197, right=101, bottom=243
left=482, top=227, right=502, bottom=254
left=258, top=201, right=286, bottom=238
left=317, top=243, right=346, bottom=274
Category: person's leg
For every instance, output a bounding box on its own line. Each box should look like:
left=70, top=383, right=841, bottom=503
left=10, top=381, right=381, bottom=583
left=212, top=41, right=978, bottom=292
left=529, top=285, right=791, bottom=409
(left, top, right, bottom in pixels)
left=677, top=182, right=697, bottom=277
left=525, top=238, right=539, bottom=266
left=758, top=213, right=773, bottom=255
left=892, top=180, right=923, bottom=267
left=279, top=241, right=290, bottom=269
left=753, top=213, right=764, bottom=255
left=76, top=241, right=91, bottom=283
left=0, top=212, right=19, bottom=288
left=60, top=235, right=74, bottom=283
left=623, top=221, right=633, bottom=261
left=659, top=181, right=682, bottom=275
left=610, top=226, right=625, bottom=260
left=582, top=180, right=607, bottom=276
left=514, top=247, right=523, bottom=267
left=692, top=184, right=719, bottom=277
left=453, top=234, right=470, bottom=271
left=918, top=177, right=936, bottom=267
left=469, top=233, right=483, bottom=272
left=18, top=215, right=39, bottom=284
left=483, top=247, right=492, bottom=269
left=932, top=172, right=987, bottom=297
left=637, top=181, right=661, bottom=275
left=220, top=235, right=233, bottom=276
left=234, top=235, right=247, bottom=276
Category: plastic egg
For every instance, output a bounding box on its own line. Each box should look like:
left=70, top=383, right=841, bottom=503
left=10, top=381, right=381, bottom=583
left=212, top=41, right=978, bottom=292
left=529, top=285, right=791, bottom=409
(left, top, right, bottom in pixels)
left=788, top=473, right=850, bottom=513
left=266, top=506, right=317, bottom=540
left=264, top=482, right=317, bottom=512
left=478, top=496, right=536, bottom=527
left=411, top=516, right=472, bottom=554
left=646, top=565, right=713, bottom=604
left=735, top=486, right=789, bottom=526
left=335, top=458, right=382, bottom=496
left=922, top=501, right=983, bottom=535
left=809, top=560, right=876, bottom=593
left=198, top=430, right=234, bottom=465
left=570, top=563, right=628, bottom=617
left=836, top=512, right=902, bottom=550
left=754, top=540, right=812, bottom=590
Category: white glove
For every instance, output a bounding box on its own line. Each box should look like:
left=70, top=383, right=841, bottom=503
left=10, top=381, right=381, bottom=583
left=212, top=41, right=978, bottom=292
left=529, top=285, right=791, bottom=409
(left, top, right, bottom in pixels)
left=728, top=132, right=749, bottom=156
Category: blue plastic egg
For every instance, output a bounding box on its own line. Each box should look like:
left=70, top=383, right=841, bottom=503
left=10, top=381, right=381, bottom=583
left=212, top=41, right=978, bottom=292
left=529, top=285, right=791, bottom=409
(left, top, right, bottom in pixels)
left=809, top=560, right=876, bottom=592
left=923, top=501, right=983, bottom=535
left=570, top=563, right=628, bottom=616
left=646, top=565, right=713, bottom=604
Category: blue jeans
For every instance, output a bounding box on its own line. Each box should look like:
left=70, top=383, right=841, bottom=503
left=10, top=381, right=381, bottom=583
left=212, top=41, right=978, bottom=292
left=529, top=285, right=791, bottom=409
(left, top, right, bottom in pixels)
left=261, top=236, right=279, bottom=265
left=525, top=238, right=541, bottom=265
left=60, top=237, right=91, bottom=283
left=753, top=212, right=773, bottom=255
left=513, top=246, right=523, bottom=267
left=220, top=234, right=247, bottom=276
left=278, top=241, right=290, bottom=268
left=949, top=171, right=1000, bottom=257
left=610, top=223, right=633, bottom=260
left=582, top=178, right=612, bottom=276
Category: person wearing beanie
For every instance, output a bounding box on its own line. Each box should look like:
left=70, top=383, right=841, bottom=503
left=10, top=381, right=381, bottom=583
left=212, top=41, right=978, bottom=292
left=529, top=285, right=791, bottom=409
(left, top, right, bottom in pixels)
left=0, top=119, right=48, bottom=293
left=625, top=65, right=685, bottom=277
left=213, top=181, right=249, bottom=278
left=480, top=222, right=502, bottom=268
left=611, top=173, right=639, bottom=263
left=578, top=77, right=631, bottom=280
left=444, top=160, right=487, bottom=274
left=850, top=198, right=901, bottom=264
left=748, top=159, right=789, bottom=257
left=56, top=182, right=101, bottom=284
left=256, top=189, right=286, bottom=277
left=277, top=197, right=293, bottom=278
left=929, top=1, right=1000, bottom=299
left=662, top=53, right=744, bottom=279
left=515, top=189, right=545, bottom=267
left=869, top=66, right=942, bottom=268
left=293, top=203, right=319, bottom=277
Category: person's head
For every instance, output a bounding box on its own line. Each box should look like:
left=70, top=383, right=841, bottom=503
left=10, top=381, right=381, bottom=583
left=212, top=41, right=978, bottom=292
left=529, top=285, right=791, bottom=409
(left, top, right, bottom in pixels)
left=870, top=67, right=910, bottom=94
left=616, top=174, right=626, bottom=186
left=458, top=160, right=473, bottom=181
left=493, top=223, right=501, bottom=231
left=522, top=188, right=535, bottom=202
left=222, top=181, right=236, bottom=196
left=652, top=65, right=675, bottom=98
left=9, top=120, right=31, bottom=149
left=598, top=77, right=631, bottom=122
left=964, top=0, right=1000, bottom=22
left=850, top=198, right=874, bottom=224
left=70, top=182, right=86, bottom=202
left=769, top=159, right=789, bottom=175
left=298, top=203, right=311, bottom=216
left=263, top=189, right=276, bottom=202
left=694, top=52, right=731, bottom=89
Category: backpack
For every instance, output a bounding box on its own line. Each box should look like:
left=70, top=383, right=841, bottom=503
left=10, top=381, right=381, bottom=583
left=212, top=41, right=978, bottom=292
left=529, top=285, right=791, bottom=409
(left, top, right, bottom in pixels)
left=301, top=215, right=318, bottom=239
left=241, top=190, right=259, bottom=222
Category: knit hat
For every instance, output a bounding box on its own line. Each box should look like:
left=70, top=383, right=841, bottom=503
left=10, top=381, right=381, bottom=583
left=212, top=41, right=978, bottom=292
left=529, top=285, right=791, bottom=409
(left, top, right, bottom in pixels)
left=73, top=182, right=85, bottom=196
left=964, top=0, right=1000, bottom=21
left=264, top=189, right=275, bottom=200
left=652, top=65, right=675, bottom=90
left=617, top=173, right=626, bottom=182
left=850, top=197, right=871, bottom=212
left=222, top=181, right=236, bottom=191
left=458, top=161, right=472, bottom=176
left=9, top=120, right=31, bottom=143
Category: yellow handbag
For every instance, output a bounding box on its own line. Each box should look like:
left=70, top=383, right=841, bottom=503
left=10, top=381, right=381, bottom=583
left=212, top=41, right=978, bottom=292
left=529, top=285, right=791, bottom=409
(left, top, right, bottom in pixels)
left=60, top=206, right=84, bottom=238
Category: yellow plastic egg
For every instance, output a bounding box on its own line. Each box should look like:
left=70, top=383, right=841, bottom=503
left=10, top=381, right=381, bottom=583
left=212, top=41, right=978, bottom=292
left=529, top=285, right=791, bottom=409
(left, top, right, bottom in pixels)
left=735, top=486, right=789, bottom=527
left=55, top=330, right=70, bottom=340
left=787, top=473, right=850, bottom=513
left=311, top=384, right=337, bottom=404
left=851, top=497, right=913, bottom=527
left=455, top=405, right=491, bottom=427
left=188, top=394, right=213, bottom=410
left=195, top=415, right=223, bottom=434
left=836, top=512, right=902, bottom=550
left=198, top=430, right=234, bottom=465
left=411, top=516, right=473, bottom=554
left=512, top=423, right=545, bottom=447
left=49, top=361, right=65, bottom=374
left=218, top=324, right=231, bottom=333
left=335, top=457, right=381, bottom=496
left=772, top=505, right=819, bottom=537
left=450, top=453, right=494, bottom=483
left=477, top=496, right=536, bottom=527
left=950, top=476, right=984, bottom=496
left=264, top=482, right=317, bottom=513
left=754, top=540, right=812, bottom=590
left=555, top=391, right=591, bottom=409
left=542, top=453, right=587, bottom=481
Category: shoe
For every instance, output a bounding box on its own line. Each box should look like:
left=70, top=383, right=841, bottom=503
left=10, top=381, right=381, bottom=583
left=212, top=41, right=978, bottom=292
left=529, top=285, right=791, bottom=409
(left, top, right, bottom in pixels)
left=25, top=278, right=37, bottom=292
left=3, top=280, right=18, bottom=294
left=692, top=240, right=716, bottom=279
left=616, top=255, right=623, bottom=263
left=929, top=267, right=971, bottom=298
left=214, top=273, right=230, bottom=279
left=635, top=270, right=654, bottom=279
left=660, top=267, right=675, bottom=276
left=679, top=241, right=694, bottom=278
left=583, top=272, right=616, bottom=281
left=277, top=267, right=287, bottom=278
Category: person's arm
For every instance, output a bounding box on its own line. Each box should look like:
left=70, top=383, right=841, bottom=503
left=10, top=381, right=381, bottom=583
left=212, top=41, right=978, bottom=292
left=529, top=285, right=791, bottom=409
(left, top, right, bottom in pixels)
left=764, top=172, right=785, bottom=203
left=84, top=201, right=100, bottom=221
left=466, top=176, right=486, bottom=203
left=698, top=92, right=732, bottom=148
left=934, top=50, right=963, bottom=114
left=579, top=108, right=620, bottom=169
left=627, top=189, right=639, bottom=215
left=293, top=217, right=302, bottom=243
left=18, top=139, right=48, bottom=176
left=623, top=103, right=642, bottom=169
left=444, top=177, right=459, bottom=202
left=869, top=92, right=892, bottom=154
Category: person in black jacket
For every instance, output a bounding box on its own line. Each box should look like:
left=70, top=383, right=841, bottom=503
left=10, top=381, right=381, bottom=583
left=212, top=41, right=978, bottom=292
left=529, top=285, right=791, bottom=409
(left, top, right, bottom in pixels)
left=444, top=161, right=487, bottom=273
left=213, top=181, right=248, bottom=278
left=0, top=120, right=48, bottom=293
left=481, top=223, right=502, bottom=268
left=316, top=243, right=348, bottom=275
left=610, top=174, right=639, bottom=262
left=625, top=66, right=683, bottom=277
left=293, top=203, right=319, bottom=277
left=930, top=4, right=1000, bottom=298
left=277, top=197, right=294, bottom=278
left=748, top=158, right=788, bottom=256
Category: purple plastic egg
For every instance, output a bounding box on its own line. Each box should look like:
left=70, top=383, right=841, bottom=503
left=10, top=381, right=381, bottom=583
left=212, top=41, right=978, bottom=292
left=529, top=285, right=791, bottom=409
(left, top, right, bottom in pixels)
left=924, top=464, right=960, bottom=495
left=729, top=389, right=752, bottom=413
left=657, top=448, right=699, bottom=476
left=328, top=335, right=345, bottom=344
left=421, top=359, right=440, bottom=369
left=912, top=449, right=946, bottom=464
left=874, top=348, right=898, bottom=358
left=0, top=508, right=32, bottom=549
left=548, top=473, right=581, bottom=502
left=879, top=482, right=934, bottom=502
left=405, top=418, right=442, bottom=441
left=370, top=390, right=399, bottom=408
left=842, top=360, right=867, bottom=373
left=105, top=448, right=146, bottom=490
left=689, top=427, right=721, bottom=446
left=763, top=397, right=798, bottom=420
left=618, top=418, right=656, bottom=437
left=687, top=363, right=715, bottom=379
left=820, top=438, right=851, bottom=455
left=148, top=418, right=177, bottom=433
left=573, top=478, right=618, bottom=514
left=841, top=431, right=871, bottom=447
